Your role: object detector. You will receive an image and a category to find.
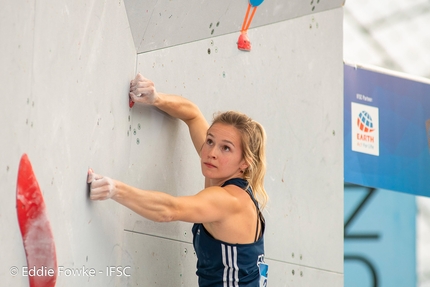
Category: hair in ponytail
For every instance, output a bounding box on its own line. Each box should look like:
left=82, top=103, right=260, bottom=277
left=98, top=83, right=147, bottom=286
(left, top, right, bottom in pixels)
left=211, top=111, right=268, bottom=209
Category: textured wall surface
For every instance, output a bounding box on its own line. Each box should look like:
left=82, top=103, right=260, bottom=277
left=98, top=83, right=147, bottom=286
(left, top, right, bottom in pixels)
left=0, top=0, right=344, bottom=286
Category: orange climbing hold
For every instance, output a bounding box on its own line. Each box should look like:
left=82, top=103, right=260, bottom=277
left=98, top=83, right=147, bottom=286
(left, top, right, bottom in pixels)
left=237, top=2, right=259, bottom=51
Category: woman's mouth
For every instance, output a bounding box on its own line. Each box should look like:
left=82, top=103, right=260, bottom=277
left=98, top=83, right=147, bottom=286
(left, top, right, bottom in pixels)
left=204, top=162, right=216, bottom=168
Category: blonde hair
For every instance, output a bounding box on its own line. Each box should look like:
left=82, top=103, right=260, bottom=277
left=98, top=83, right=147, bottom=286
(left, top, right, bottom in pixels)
left=211, top=111, right=268, bottom=210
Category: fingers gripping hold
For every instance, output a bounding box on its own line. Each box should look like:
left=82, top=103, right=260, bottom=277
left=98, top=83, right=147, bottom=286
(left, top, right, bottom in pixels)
left=91, top=177, right=116, bottom=200
left=87, top=169, right=117, bottom=200
left=129, top=73, right=158, bottom=106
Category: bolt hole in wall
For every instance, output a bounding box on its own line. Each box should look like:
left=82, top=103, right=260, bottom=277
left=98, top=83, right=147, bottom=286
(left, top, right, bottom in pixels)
left=209, top=21, right=220, bottom=35
left=207, top=39, right=218, bottom=55
left=310, top=0, right=320, bottom=11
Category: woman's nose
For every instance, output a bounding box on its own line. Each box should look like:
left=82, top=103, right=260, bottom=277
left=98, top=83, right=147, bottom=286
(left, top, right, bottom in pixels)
left=207, top=146, right=217, bottom=158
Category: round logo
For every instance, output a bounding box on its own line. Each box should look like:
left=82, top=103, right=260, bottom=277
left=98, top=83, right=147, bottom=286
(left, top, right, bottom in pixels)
left=357, top=111, right=374, bottom=133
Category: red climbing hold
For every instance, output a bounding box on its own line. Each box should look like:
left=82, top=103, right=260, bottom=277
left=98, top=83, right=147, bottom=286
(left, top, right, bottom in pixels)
left=17, top=154, right=57, bottom=287
left=129, top=95, right=135, bottom=108
left=237, top=33, right=251, bottom=52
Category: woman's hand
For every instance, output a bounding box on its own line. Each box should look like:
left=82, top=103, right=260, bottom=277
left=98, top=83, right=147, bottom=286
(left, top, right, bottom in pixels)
left=129, top=73, right=159, bottom=105
left=87, top=169, right=117, bottom=200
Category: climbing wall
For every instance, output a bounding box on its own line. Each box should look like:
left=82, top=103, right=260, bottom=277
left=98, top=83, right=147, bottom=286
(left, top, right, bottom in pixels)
left=0, top=0, right=344, bottom=286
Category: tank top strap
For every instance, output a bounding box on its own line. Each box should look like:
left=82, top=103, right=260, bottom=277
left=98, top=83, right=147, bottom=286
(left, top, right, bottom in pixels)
left=221, top=178, right=259, bottom=207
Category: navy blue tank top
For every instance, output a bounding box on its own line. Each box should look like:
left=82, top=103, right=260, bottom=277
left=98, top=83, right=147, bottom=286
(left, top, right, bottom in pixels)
left=192, top=178, right=266, bottom=287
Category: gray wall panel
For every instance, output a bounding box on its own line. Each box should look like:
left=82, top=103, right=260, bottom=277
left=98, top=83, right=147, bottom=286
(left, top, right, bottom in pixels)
left=0, top=0, right=136, bottom=285
left=124, top=0, right=345, bottom=53
left=123, top=230, right=197, bottom=286
left=126, top=7, right=344, bottom=283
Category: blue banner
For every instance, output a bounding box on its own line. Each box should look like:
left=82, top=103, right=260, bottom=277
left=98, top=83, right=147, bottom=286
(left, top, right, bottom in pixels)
left=344, top=186, right=416, bottom=287
left=344, top=63, right=430, bottom=197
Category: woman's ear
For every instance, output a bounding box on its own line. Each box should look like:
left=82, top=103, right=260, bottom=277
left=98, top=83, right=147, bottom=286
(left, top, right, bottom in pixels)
left=240, top=160, right=249, bottom=172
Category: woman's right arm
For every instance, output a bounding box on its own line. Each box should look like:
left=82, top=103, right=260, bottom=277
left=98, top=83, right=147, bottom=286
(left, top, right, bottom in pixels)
left=129, top=73, right=209, bottom=154
left=87, top=169, right=239, bottom=224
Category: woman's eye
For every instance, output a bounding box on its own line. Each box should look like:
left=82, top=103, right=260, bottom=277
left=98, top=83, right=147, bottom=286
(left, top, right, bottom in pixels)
left=222, top=146, right=230, bottom=152
left=206, top=139, right=213, bottom=145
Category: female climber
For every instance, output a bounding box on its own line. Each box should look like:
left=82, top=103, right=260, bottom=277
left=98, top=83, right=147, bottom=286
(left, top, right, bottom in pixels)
left=87, top=73, right=268, bottom=286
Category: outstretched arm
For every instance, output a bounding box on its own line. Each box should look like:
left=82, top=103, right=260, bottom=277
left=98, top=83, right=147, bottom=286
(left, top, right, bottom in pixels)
left=87, top=170, right=237, bottom=223
left=129, top=74, right=209, bottom=154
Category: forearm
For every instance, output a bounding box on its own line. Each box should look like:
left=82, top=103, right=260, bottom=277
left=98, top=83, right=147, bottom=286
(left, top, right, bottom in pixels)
left=112, top=180, right=177, bottom=222
left=130, top=75, right=209, bottom=153
left=154, top=92, right=209, bottom=153
left=154, top=92, right=202, bottom=124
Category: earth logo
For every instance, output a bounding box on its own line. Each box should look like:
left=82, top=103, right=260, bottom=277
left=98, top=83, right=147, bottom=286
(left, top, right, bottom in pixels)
left=356, top=111, right=375, bottom=133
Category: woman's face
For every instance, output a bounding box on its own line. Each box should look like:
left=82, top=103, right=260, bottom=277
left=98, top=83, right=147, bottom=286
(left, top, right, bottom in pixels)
left=200, top=123, right=248, bottom=183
